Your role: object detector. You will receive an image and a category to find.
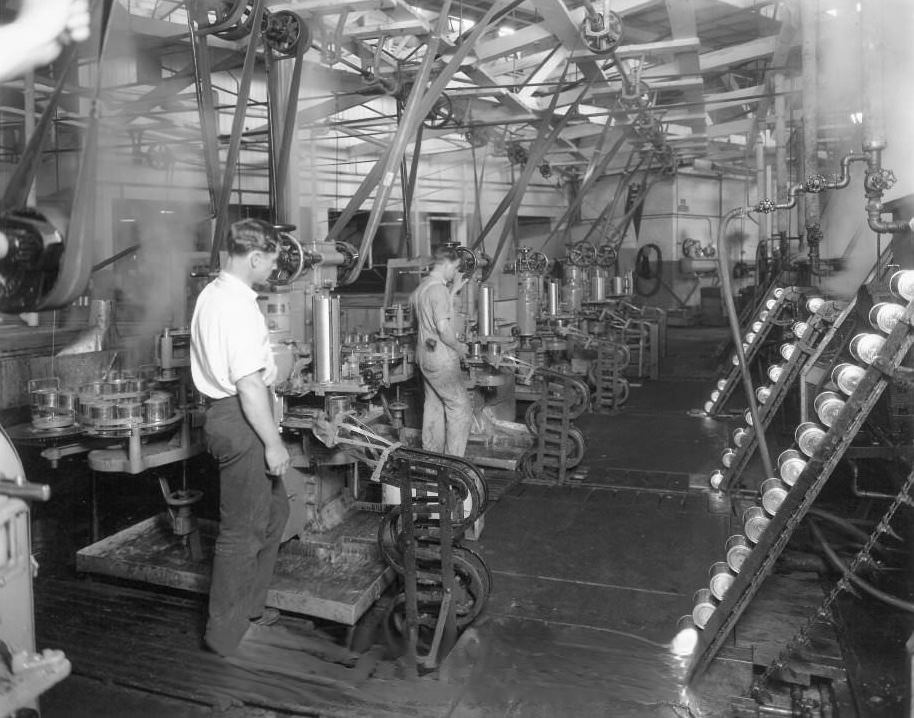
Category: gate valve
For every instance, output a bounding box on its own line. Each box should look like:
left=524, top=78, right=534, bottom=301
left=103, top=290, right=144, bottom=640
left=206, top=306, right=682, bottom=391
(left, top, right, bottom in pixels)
left=864, top=167, right=897, bottom=195
left=804, top=174, right=828, bottom=193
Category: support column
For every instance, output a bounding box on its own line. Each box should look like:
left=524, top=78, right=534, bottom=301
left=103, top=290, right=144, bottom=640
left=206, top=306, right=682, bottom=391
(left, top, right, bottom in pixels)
left=800, top=0, right=821, bottom=273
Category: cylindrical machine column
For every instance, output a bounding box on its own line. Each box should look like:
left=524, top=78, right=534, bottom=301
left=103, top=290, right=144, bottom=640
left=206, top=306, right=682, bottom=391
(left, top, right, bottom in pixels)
left=312, top=293, right=340, bottom=383
left=547, top=280, right=560, bottom=316
left=517, top=274, right=540, bottom=337
left=590, top=271, right=606, bottom=302
left=477, top=284, right=495, bottom=338
left=562, top=265, right=584, bottom=313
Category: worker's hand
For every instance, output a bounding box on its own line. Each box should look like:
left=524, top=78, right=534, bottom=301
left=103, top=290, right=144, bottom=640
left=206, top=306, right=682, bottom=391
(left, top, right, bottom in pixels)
left=265, top=442, right=291, bottom=477
left=450, top=275, right=468, bottom=296
left=457, top=342, right=469, bottom=360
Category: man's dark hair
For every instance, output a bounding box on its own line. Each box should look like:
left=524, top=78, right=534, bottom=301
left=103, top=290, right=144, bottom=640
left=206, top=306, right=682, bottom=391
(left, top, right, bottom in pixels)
left=225, top=218, right=278, bottom=256
left=432, top=245, right=459, bottom=264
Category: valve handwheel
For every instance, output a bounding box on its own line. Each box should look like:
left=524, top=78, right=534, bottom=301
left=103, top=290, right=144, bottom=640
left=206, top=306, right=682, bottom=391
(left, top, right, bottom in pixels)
left=270, top=231, right=306, bottom=285
left=568, top=241, right=597, bottom=267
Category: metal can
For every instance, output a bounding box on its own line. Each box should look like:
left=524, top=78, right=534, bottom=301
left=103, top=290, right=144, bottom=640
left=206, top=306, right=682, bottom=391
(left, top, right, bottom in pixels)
left=767, top=363, right=784, bottom=383
left=710, top=390, right=720, bottom=402
left=792, top=321, right=810, bottom=340
left=756, top=385, right=772, bottom=404
left=889, top=269, right=914, bottom=301
left=709, top=562, right=736, bottom=601
left=832, top=362, right=865, bottom=396
left=725, top=535, right=752, bottom=573
left=849, top=333, right=885, bottom=365
left=751, top=320, right=763, bottom=333
left=777, top=449, right=806, bottom=486
left=869, top=302, right=906, bottom=334
left=721, top=448, right=736, bottom=468
left=807, top=296, right=825, bottom=314
left=692, top=588, right=716, bottom=629
left=743, top=505, right=770, bottom=543
left=760, top=477, right=789, bottom=515
left=745, top=332, right=757, bottom=345
left=795, top=421, right=827, bottom=457
left=733, top=427, right=750, bottom=447
left=716, top=378, right=728, bottom=391
left=759, top=310, right=770, bottom=321
left=709, top=469, right=725, bottom=489
left=814, top=391, right=845, bottom=427
left=779, top=342, right=796, bottom=361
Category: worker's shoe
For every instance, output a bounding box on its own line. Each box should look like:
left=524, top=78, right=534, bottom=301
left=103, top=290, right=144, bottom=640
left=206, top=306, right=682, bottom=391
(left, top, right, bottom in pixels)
left=249, top=607, right=280, bottom=627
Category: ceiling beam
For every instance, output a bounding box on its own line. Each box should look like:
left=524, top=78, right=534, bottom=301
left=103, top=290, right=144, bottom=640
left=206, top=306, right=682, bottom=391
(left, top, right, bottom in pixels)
left=704, top=84, right=766, bottom=111
left=707, top=118, right=754, bottom=138
left=269, top=0, right=397, bottom=14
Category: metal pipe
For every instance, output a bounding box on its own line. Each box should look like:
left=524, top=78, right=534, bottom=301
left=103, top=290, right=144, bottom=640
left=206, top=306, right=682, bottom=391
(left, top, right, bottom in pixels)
left=800, top=0, right=820, bottom=234
left=860, top=0, right=886, bottom=152
left=716, top=206, right=775, bottom=480
left=773, top=73, right=789, bottom=234
left=809, top=520, right=914, bottom=614
left=755, top=138, right=768, bottom=241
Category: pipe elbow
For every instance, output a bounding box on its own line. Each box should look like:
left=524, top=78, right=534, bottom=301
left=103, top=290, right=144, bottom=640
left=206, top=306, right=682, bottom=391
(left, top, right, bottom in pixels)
left=867, top=215, right=914, bottom=234
left=867, top=200, right=914, bottom=234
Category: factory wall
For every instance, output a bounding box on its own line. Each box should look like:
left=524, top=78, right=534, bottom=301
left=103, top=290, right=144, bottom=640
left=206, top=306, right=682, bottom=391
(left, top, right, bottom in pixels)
left=573, top=171, right=761, bottom=315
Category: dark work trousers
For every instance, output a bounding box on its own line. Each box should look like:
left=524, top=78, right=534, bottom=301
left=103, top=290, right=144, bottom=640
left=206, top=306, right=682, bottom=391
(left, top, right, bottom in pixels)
left=202, top=395, right=289, bottom=656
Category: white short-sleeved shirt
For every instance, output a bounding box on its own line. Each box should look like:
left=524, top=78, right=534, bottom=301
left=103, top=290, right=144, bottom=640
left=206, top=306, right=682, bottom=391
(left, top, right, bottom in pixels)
left=190, top=271, right=277, bottom=399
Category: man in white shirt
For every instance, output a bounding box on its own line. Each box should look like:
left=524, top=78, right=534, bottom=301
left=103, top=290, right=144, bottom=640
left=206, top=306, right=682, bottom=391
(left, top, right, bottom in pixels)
left=191, top=218, right=291, bottom=657
left=410, top=246, right=472, bottom=456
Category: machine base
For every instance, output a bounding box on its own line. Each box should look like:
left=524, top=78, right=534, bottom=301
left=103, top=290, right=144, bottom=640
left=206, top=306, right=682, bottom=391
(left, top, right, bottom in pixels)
left=76, top=511, right=394, bottom=626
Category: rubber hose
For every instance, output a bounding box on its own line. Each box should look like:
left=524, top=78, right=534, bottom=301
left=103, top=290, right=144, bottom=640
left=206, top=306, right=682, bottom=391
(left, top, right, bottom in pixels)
left=809, top=520, right=914, bottom=614
left=634, top=243, right=662, bottom=297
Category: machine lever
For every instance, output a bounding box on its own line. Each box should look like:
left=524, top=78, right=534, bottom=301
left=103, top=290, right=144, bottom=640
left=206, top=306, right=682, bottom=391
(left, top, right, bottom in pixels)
left=0, top=476, right=51, bottom=502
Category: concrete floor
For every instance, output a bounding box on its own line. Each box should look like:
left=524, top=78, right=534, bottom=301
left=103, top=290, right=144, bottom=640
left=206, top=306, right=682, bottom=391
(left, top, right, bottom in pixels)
left=20, top=325, right=851, bottom=716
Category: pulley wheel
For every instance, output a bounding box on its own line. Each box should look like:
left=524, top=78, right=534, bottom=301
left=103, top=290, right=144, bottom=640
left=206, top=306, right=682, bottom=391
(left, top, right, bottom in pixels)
left=262, top=10, right=310, bottom=56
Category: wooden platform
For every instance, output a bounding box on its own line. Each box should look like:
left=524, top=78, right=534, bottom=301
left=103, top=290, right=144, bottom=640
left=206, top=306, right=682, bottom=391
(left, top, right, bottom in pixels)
left=76, top=511, right=394, bottom=625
